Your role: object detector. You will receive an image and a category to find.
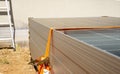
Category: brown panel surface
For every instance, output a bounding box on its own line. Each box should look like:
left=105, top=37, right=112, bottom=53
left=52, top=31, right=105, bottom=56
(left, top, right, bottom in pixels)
left=32, top=17, right=120, bottom=29
left=29, top=17, right=120, bottom=74
left=52, top=30, right=120, bottom=74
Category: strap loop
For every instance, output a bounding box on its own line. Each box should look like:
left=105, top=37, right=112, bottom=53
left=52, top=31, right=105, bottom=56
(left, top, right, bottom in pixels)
left=29, top=28, right=53, bottom=74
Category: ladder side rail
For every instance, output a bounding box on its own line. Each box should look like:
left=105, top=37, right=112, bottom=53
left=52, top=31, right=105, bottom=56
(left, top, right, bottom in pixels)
left=9, top=0, right=16, bottom=50
left=5, top=0, right=15, bottom=49
left=9, top=0, right=15, bottom=26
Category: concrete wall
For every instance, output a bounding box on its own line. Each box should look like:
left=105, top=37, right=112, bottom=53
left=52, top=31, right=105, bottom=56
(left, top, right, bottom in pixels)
left=12, top=0, right=120, bottom=28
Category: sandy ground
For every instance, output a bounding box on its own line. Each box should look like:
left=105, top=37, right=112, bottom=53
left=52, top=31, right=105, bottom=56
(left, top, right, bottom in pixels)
left=0, top=47, right=36, bottom=74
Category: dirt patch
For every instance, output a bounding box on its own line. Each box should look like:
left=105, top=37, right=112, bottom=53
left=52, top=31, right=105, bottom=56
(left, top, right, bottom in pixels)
left=0, top=47, right=36, bottom=74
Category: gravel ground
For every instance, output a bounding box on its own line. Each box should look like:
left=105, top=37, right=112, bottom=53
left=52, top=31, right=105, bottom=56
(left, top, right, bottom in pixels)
left=0, top=47, right=36, bottom=74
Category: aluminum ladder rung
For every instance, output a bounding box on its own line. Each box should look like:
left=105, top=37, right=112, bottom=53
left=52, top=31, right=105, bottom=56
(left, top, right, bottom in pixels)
left=0, top=38, right=12, bottom=41
left=0, top=23, right=13, bottom=27
left=0, top=22, right=9, bottom=24
left=0, top=7, right=7, bottom=10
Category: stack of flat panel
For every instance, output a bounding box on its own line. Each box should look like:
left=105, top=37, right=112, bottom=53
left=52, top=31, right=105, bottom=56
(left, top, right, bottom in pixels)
left=66, top=28, right=120, bottom=57
left=29, top=17, right=120, bottom=74
left=33, top=17, right=120, bottom=29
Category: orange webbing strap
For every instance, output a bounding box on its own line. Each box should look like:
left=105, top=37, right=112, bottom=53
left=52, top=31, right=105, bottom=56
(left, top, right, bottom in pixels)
left=37, top=28, right=53, bottom=74
left=56, top=26, right=120, bottom=31
left=38, top=64, right=44, bottom=74
left=44, top=28, right=53, bottom=58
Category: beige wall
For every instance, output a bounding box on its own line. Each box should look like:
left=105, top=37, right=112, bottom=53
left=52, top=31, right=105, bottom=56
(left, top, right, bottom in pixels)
left=12, top=0, right=120, bottom=28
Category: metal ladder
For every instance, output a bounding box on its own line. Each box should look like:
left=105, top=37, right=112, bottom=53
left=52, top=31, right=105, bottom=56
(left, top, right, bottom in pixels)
left=0, top=0, right=15, bottom=50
